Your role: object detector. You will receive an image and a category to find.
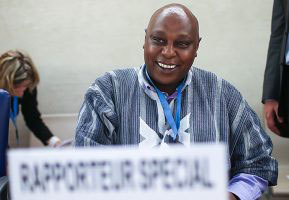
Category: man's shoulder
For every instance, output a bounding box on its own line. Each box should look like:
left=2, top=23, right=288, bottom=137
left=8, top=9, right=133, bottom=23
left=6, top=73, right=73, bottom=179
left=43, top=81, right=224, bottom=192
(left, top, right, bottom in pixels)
left=191, top=66, right=223, bottom=86
left=87, top=67, right=140, bottom=94
left=191, top=66, right=240, bottom=95
left=191, top=66, right=218, bottom=79
left=111, top=67, right=140, bottom=79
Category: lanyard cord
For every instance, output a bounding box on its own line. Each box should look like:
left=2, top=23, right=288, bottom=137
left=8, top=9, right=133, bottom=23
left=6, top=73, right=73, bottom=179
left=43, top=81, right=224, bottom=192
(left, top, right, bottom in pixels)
left=145, top=69, right=185, bottom=141
left=10, top=96, right=19, bottom=145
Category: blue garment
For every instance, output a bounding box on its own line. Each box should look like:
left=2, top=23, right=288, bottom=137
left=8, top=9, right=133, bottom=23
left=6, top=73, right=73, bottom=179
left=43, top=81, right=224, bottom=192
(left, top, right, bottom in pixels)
left=10, top=96, right=19, bottom=144
left=0, top=89, right=10, bottom=177
left=75, top=65, right=278, bottom=198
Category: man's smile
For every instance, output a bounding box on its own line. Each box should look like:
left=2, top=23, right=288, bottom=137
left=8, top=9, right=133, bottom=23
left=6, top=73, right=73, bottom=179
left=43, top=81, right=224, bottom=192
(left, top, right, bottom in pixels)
left=157, top=62, right=177, bottom=69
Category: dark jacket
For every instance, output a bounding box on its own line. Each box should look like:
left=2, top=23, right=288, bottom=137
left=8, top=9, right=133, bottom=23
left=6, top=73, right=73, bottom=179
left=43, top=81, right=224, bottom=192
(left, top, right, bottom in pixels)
left=262, top=0, right=288, bottom=102
left=12, top=88, right=53, bottom=145
left=263, top=0, right=289, bottom=135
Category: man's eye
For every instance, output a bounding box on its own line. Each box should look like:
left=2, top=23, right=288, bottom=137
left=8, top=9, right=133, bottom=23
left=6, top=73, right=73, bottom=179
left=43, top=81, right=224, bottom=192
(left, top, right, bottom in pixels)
left=176, top=41, right=191, bottom=48
left=152, top=37, right=165, bottom=44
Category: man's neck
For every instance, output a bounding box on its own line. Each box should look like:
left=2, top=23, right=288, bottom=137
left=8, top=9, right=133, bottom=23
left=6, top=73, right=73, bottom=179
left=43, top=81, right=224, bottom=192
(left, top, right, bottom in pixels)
left=155, top=83, right=178, bottom=96
left=144, top=67, right=184, bottom=95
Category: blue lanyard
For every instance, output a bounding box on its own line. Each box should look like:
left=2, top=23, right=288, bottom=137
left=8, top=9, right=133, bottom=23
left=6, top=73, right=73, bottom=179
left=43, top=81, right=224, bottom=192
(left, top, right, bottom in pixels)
left=10, top=96, right=19, bottom=144
left=145, top=70, right=184, bottom=141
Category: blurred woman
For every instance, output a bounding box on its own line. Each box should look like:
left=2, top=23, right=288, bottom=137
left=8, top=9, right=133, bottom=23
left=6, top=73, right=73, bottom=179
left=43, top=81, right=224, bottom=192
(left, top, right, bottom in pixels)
left=0, top=50, right=61, bottom=147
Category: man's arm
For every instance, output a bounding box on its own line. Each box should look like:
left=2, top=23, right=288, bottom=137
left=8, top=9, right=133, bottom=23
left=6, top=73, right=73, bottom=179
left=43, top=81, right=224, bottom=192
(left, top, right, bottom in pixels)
left=228, top=173, right=268, bottom=200
left=75, top=101, right=113, bottom=146
left=230, top=98, right=277, bottom=176
left=75, top=75, right=118, bottom=146
left=224, top=81, right=278, bottom=199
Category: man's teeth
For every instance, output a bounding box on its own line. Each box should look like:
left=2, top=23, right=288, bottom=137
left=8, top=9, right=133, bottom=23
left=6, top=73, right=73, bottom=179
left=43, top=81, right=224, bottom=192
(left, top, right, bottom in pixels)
left=158, top=62, right=176, bottom=69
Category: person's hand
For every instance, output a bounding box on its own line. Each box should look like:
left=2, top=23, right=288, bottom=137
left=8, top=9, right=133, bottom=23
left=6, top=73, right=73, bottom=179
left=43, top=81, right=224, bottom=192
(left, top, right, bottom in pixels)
left=47, top=136, right=62, bottom=148
left=264, top=100, right=283, bottom=135
left=53, top=140, right=62, bottom=147
left=228, top=192, right=238, bottom=200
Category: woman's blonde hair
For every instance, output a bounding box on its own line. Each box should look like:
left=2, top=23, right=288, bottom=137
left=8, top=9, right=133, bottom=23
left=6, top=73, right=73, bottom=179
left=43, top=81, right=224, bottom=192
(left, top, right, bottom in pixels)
left=0, top=50, right=40, bottom=95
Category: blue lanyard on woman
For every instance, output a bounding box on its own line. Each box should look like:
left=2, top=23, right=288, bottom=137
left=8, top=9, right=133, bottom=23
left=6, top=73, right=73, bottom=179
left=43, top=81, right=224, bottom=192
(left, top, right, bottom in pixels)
left=145, top=69, right=185, bottom=141
left=10, top=96, right=19, bottom=144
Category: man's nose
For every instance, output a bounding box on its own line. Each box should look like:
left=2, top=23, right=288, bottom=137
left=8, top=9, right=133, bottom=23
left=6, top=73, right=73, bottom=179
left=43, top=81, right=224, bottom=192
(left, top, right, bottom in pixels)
left=162, top=43, right=176, bottom=58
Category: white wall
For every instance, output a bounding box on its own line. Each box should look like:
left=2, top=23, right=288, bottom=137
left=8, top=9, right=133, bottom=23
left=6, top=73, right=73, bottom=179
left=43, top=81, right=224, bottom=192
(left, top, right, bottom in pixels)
left=2, top=0, right=289, bottom=193
left=0, top=0, right=273, bottom=116
left=3, top=0, right=289, bottom=161
left=1, top=0, right=283, bottom=154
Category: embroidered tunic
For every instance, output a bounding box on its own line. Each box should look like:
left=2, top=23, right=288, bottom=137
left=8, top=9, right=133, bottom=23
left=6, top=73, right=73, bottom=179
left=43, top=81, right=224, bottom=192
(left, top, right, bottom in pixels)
left=75, top=65, right=278, bottom=185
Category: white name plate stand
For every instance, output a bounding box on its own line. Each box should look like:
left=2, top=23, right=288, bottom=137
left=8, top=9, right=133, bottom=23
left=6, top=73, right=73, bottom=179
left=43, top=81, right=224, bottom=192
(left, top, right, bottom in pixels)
left=8, top=144, right=228, bottom=200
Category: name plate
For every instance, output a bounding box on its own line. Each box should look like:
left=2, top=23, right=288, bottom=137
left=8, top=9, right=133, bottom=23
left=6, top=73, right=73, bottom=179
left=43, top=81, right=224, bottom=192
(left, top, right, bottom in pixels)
left=8, top=144, right=227, bottom=200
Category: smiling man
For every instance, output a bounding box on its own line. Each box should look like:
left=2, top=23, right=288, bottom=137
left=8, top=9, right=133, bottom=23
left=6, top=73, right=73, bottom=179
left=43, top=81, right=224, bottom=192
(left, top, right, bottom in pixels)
left=75, top=4, right=277, bottom=200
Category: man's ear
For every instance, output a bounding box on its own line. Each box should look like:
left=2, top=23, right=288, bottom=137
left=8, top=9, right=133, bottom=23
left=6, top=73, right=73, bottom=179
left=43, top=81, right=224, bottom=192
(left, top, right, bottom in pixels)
left=196, top=37, right=201, bottom=49
left=143, top=29, right=147, bottom=49
left=194, top=37, right=202, bottom=57
left=144, top=29, right=147, bottom=39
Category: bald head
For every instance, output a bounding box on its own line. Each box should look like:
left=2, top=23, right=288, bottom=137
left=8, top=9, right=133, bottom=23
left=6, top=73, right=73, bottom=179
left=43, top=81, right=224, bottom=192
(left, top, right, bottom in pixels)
left=146, top=4, right=199, bottom=44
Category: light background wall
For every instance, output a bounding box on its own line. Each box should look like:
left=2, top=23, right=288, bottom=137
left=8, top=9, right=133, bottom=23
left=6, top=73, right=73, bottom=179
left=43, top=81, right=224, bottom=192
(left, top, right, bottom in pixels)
left=2, top=0, right=289, bottom=193
left=0, top=0, right=273, bottom=117
left=4, top=0, right=288, bottom=161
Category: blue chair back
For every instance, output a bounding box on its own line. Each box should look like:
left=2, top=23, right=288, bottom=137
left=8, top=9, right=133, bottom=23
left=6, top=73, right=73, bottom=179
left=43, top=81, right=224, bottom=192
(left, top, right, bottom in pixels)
left=0, top=89, right=10, bottom=177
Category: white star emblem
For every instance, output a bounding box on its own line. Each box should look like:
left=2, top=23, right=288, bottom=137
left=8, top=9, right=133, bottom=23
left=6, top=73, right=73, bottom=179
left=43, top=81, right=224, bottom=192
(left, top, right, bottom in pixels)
left=139, top=113, right=191, bottom=148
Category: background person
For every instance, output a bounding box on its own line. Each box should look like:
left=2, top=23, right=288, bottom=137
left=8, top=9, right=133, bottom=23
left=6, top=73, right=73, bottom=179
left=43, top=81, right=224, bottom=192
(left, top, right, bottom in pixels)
left=0, top=50, right=61, bottom=147
left=263, top=0, right=289, bottom=136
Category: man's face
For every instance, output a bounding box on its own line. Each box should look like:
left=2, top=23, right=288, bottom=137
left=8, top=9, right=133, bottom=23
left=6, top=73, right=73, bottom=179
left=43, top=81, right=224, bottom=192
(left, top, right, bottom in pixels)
left=144, top=8, right=199, bottom=93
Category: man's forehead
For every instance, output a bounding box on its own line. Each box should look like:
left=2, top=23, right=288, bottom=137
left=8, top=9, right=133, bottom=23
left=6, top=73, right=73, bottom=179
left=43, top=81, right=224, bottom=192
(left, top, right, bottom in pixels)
left=158, top=6, right=188, bottom=19
left=148, top=5, right=197, bottom=31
